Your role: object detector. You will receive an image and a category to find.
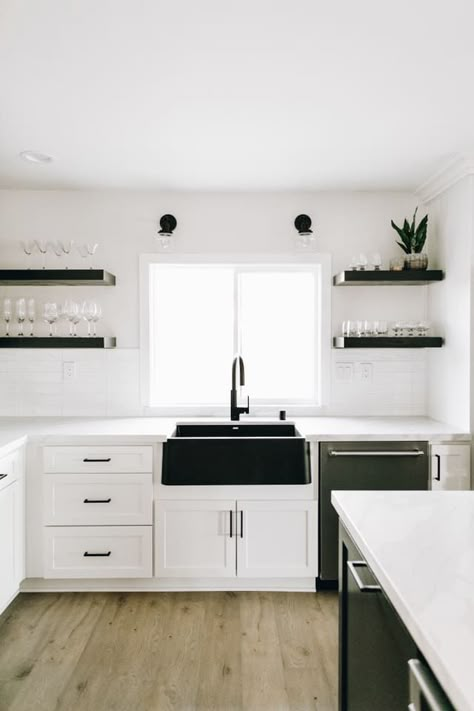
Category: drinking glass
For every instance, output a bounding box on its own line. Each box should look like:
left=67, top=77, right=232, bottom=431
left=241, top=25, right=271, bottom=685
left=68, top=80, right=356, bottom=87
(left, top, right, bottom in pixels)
left=376, top=320, right=388, bottom=336
left=86, top=243, right=99, bottom=269
left=34, top=240, right=48, bottom=269
left=91, top=303, right=102, bottom=336
left=63, top=300, right=82, bottom=336
left=357, top=253, right=368, bottom=271
left=59, top=240, right=74, bottom=269
left=416, top=321, right=430, bottom=337
left=43, top=302, right=59, bottom=336
left=15, top=298, right=26, bottom=336
left=3, top=298, right=12, bottom=336
left=392, top=321, right=403, bottom=337
left=356, top=320, right=364, bottom=337
left=27, top=298, right=36, bottom=336
left=371, top=253, right=382, bottom=271
left=20, top=241, right=36, bottom=268
left=81, top=301, right=97, bottom=336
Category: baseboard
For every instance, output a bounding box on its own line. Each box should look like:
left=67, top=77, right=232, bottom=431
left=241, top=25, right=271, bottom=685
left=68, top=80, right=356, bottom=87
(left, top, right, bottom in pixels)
left=21, top=577, right=317, bottom=593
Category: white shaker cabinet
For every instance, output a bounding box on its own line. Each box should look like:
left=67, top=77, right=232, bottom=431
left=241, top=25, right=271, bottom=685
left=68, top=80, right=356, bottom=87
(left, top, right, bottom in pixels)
left=431, top=444, right=471, bottom=491
left=155, top=500, right=236, bottom=577
left=236, top=500, right=317, bottom=578
left=155, top=499, right=317, bottom=579
left=0, top=448, right=25, bottom=614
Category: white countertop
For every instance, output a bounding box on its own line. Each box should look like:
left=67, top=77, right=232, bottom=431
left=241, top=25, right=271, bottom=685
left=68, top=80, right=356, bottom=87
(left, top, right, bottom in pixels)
left=0, top=415, right=468, bottom=457
left=332, top=490, right=474, bottom=711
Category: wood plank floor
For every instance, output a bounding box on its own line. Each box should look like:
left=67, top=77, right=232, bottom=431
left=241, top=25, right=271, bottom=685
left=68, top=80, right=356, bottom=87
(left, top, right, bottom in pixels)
left=0, top=591, right=338, bottom=711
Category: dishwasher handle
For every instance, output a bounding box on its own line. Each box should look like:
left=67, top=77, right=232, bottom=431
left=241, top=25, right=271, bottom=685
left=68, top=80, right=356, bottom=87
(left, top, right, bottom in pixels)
left=328, top=449, right=425, bottom=458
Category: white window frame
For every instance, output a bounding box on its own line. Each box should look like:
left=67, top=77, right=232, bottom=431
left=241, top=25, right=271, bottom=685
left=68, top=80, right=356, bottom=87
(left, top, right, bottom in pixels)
left=139, top=253, right=331, bottom=416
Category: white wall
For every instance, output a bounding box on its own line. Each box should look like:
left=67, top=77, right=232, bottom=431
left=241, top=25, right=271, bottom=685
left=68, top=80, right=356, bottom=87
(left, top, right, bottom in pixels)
left=426, top=176, right=473, bottom=430
left=0, top=189, right=428, bottom=416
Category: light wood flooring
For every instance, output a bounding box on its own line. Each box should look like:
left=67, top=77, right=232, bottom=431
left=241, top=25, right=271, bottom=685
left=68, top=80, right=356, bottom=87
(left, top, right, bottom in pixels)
left=0, top=591, right=338, bottom=711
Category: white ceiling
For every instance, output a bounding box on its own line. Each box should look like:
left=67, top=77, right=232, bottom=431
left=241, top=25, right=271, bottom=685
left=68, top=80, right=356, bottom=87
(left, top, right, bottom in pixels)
left=1, top=0, right=474, bottom=191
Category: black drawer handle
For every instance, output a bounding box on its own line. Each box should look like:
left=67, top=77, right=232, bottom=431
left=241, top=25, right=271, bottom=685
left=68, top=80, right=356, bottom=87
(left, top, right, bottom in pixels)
left=83, top=498, right=112, bottom=504
left=0, top=474, right=8, bottom=481
left=83, top=458, right=112, bottom=463
left=83, top=551, right=111, bottom=557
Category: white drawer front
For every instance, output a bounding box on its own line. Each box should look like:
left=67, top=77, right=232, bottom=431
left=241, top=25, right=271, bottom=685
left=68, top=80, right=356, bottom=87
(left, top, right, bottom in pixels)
left=0, top=448, right=22, bottom=492
left=44, top=446, right=153, bottom=474
left=44, top=473, right=153, bottom=525
left=44, top=526, right=152, bottom=578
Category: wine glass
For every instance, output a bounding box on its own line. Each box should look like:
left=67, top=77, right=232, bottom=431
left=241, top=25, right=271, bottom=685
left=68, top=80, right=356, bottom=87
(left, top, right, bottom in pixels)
left=34, top=240, right=48, bottom=269
left=15, top=298, right=26, bottom=336
left=86, top=243, right=99, bottom=269
left=27, top=298, right=36, bottom=336
left=20, top=241, right=36, bottom=269
left=371, top=253, right=382, bottom=271
left=43, top=302, right=59, bottom=336
left=3, top=298, right=12, bottom=336
left=91, top=303, right=102, bottom=336
left=59, top=240, right=74, bottom=269
left=81, top=301, right=97, bottom=336
left=63, top=300, right=82, bottom=336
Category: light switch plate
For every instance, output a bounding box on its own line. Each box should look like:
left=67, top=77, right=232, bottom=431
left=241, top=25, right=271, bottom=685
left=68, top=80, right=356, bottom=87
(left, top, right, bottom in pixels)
left=335, top=362, right=353, bottom=382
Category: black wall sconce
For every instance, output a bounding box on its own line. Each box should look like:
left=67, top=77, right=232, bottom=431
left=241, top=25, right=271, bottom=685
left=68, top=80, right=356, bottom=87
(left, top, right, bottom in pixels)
left=294, top=214, right=315, bottom=248
left=294, top=214, right=313, bottom=236
left=156, top=214, right=177, bottom=251
left=158, top=214, right=177, bottom=237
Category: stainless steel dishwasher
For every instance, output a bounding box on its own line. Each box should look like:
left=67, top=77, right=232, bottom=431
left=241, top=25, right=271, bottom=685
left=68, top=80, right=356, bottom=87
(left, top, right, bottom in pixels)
left=318, top=441, right=429, bottom=586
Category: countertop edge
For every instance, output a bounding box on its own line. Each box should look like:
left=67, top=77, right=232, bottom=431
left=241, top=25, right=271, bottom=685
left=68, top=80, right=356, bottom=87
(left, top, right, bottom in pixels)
left=332, top=492, right=471, bottom=711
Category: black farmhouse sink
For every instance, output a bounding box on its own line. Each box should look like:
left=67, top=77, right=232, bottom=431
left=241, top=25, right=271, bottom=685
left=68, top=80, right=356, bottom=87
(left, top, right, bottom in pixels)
left=162, top=422, right=310, bottom=485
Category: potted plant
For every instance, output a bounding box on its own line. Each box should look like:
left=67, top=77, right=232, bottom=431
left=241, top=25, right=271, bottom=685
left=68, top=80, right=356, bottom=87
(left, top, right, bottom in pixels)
left=391, top=207, right=429, bottom=270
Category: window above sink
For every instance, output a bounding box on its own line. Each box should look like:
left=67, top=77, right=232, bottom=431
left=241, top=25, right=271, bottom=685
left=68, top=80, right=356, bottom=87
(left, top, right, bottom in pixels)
left=140, top=254, right=331, bottom=416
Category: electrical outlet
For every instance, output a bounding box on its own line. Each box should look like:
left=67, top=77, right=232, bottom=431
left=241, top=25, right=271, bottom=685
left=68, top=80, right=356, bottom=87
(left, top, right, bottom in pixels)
left=356, top=362, right=373, bottom=382
left=63, top=361, right=76, bottom=381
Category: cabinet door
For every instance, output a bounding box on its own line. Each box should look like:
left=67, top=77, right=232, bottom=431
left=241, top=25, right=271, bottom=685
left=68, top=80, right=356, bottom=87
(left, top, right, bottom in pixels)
left=155, top=500, right=236, bottom=578
left=339, top=525, right=416, bottom=710
left=0, top=480, right=23, bottom=613
left=431, top=444, right=471, bottom=490
left=236, top=500, right=317, bottom=578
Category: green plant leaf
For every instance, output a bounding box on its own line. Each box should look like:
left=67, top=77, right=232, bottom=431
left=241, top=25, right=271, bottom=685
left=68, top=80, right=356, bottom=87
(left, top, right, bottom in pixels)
left=410, top=207, right=418, bottom=236
left=414, top=214, right=428, bottom=252
left=391, top=220, right=411, bottom=249
left=396, top=241, right=410, bottom=254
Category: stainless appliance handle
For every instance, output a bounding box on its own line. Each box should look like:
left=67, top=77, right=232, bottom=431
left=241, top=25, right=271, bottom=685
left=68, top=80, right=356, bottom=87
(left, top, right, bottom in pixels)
left=347, top=560, right=381, bottom=592
left=408, top=659, right=453, bottom=711
left=329, top=449, right=424, bottom=457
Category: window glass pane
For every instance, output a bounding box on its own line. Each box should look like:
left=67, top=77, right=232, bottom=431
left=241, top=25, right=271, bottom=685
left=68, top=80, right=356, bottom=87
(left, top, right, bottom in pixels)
left=150, top=265, right=234, bottom=405
left=238, top=270, right=317, bottom=401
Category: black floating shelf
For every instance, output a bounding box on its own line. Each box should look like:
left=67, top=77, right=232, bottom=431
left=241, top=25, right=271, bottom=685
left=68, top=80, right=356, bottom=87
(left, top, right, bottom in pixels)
left=0, top=269, right=116, bottom=286
left=333, top=270, right=444, bottom=286
left=333, top=336, right=443, bottom=349
left=0, top=337, right=116, bottom=349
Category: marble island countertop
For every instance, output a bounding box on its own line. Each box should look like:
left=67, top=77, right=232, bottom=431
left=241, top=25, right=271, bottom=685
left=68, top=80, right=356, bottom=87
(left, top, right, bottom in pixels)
left=0, top=415, right=468, bottom=456
left=332, top=490, right=474, bottom=711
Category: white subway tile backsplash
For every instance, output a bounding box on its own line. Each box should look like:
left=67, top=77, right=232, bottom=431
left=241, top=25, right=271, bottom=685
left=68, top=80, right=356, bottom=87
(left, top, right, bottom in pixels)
left=0, top=347, right=428, bottom=417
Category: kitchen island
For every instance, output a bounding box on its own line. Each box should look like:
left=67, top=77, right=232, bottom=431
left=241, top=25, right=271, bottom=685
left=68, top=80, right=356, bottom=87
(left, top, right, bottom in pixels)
left=333, top=490, right=474, bottom=711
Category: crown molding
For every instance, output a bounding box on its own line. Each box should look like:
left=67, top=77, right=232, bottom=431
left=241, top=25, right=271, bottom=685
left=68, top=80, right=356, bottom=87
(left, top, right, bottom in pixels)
left=416, top=154, right=474, bottom=203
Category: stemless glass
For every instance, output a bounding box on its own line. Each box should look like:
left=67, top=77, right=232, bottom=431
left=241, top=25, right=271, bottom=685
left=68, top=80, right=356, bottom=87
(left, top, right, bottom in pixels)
left=371, top=253, right=382, bottom=271
left=15, top=298, right=26, bottom=336
left=27, top=298, right=36, bottom=336
left=91, top=303, right=102, bottom=336
left=81, top=301, right=97, bottom=336
left=43, top=302, right=59, bottom=336
left=3, top=298, right=12, bottom=336
left=376, top=320, right=388, bottom=336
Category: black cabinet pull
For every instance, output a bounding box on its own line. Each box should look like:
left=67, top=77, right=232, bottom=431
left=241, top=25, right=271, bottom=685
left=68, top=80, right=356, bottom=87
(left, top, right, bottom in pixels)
left=83, top=498, right=112, bottom=504
left=83, top=551, right=111, bottom=557
left=0, top=474, right=8, bottom=481
left=229, top=510, right=233, bottom=538
left=434, top=454, right=441, bottom=481
left=240, top=510, right=244, bottom=538
left=83, top=458, right=112, bottom=463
